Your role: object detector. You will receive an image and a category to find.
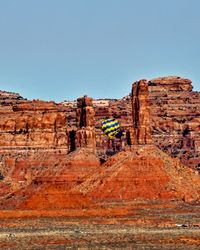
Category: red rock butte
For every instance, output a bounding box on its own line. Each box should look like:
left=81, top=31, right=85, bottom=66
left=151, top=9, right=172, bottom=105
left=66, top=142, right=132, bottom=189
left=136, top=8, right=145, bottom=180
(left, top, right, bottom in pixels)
left=73, top=80, right=200, bottom=202
left=0, top=76, right=199, bottom=210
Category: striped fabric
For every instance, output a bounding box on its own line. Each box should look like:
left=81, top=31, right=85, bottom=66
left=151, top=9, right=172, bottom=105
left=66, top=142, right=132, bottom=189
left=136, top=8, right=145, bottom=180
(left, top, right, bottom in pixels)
left=101, top=118, right=120, bottom=139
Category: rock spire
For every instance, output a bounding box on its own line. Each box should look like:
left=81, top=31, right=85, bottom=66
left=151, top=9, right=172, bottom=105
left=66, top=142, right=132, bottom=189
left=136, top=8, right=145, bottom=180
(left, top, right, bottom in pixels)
left=75, top=96, right=96, bottom=151
left=129, top=79, right=152, bottom=145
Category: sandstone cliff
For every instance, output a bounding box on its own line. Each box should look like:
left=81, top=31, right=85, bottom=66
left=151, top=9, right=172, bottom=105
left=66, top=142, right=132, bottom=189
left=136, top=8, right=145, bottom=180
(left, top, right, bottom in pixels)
left=0, top=100, right=68, bottom=148
left=129, top=79, right=152, bottom=145
left=0, top=76, right=199, bottom=171
left=72, top=81, right=200, bottom=202
left=93, top=76, right=200, bottom=170
left=0, top=96, right=100, bottom=209
left=0, top=75, right=199, bottom=194
left=73, top=145, right=200, bottom=202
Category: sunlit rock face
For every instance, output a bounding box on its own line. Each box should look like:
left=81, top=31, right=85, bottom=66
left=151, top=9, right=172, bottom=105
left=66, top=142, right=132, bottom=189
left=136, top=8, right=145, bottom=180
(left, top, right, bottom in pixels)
left=148, top=76, right=200, bottom=170
left=74, top=145, right=200, bottom=202
left=0, top=95, right=100, bottom=209
left=72, top=80, right=200, bottom=203
left=129, top=79, right=152, bottom=145
left=0, top=99, right=68, bottom=148
left=0, top=76, right=199, bottom=170
left=0, top=75, right=199, bottom=196
left=75, top=96, right=96, bottom=151
left=92, top=76, right=200, bottom=170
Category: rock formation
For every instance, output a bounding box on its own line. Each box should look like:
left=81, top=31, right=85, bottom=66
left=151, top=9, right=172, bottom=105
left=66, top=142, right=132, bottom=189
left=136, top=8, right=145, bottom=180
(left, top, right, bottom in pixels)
left=0, top=96, right=71, bottom=197
left=75, top=96, right=96, bottom=151
left=0, top=90, right=24, bottom=105
left=148, top=77, right=200, bottom=170
left=73, top=79, right=200, bottom=202
left=0, top=75, right=199, bottom=202
left=0, top=76, right=199, bottom=170
left=129, top=79, right=152, bottom=145
left=0, top=181, right=95, bottom=210
left=50, top=95, right=100, bottom=189
left=148, top=76, right=193, bottom=92
left=74, top=145, right=200, bottom=202
left=0, top=100, right=68, bottom=148
left=76, top=96, right=95, bottom=128
left=0, top=95, right=100, bottom=208
left=91, top=76, right=199, bottom=170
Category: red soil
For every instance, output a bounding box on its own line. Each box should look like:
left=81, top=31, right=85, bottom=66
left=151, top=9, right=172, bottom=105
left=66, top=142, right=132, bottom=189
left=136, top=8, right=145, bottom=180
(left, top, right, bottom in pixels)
left=74, top=145, right=200, bottom=202
left=18, top=183, right=94, bottom=210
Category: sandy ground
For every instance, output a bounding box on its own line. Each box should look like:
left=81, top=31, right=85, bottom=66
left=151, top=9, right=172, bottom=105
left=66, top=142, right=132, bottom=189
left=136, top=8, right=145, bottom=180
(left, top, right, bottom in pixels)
left=0, top=202, right=199, bottom=249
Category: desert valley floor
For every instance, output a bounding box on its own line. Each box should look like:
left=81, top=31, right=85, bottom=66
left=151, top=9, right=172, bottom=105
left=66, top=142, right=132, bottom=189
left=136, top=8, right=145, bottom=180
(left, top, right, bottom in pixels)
left=0, top=201, right=200, bottom=249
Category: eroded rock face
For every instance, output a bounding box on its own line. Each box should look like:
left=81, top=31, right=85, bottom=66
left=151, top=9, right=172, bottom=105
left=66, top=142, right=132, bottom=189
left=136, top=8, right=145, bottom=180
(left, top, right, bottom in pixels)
left=0, top=76, right=199, bottom=172
left=0, top=100, right=68, bottom=148
left=148, top=77, right=200, bottom=170
left=75, top=96, right=96, bottom=151
left=90, top=76, right=199, bottom=170
left=0, top=94, right=100, bottom=201
left=0, top=75, right=199, bottom=188
left=76, top=96, right=95, bottom=128
left=149, top=76, right=193, bottom=92
left=75, top=128, right=96, bottom=150
left=0, top=95, right=100, bottom=207
left=0, top=90, right=24, bottom=105
left=0, top=96, right=70, bottom=196
left=130, top=80, right=152, bottom=145
left=74, top=145, right=200, bottom=202
left=0, top=76, right=199, bottom=209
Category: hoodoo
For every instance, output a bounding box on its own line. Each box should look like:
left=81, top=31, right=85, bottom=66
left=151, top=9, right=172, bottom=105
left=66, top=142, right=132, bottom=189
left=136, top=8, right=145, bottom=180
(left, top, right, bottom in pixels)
left=75, top=96, right=96, bottom=151
left=130, top=79, right=152, bottom=145
left=0, top=78, right=200, bottom=209
left=74, top=80, right=200, bottom=202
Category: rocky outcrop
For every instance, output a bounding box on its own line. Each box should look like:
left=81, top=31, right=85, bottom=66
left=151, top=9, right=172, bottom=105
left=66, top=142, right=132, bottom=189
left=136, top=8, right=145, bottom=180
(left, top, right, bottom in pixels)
left=1, top=181, right=95, bottom=210
left=148, top=76, right=200, bottom=170
left=56, top=95, right=100, bottom=188
left=71, top=78, right=200, bottom=202
left=0, top=76, right=199, bottom=210
left=76, top=96, right=95, bottom=128
left=0, top=90, right=24, bottom=106
left=75, top=96, right=96, bottom=151
left=148, top=76, right=193, bottom=92
left=0, top=96, right=100, bottom=208
left=0, top=100, right=68, bottom=148
left=74, top=145, right=200, bottom=202
left=0, top=96, right=70, bottom=196
left=1, top=76, right=199, bottom=171
left=90, top=76, right=199, bottom=170
left=0, top=75, right=199, bottom=181
left=129, top=80, right=152, bottom=145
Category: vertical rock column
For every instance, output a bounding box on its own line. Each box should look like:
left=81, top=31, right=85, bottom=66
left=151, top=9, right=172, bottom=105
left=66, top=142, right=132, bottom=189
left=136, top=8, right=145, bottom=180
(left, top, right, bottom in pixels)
left=130, top=80, right=152, bottom=145
left=75, top=96, right=96, bottom=151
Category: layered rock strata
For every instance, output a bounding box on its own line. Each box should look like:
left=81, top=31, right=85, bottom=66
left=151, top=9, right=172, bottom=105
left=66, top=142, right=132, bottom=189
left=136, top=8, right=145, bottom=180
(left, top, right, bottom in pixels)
left=0, top=75, right=199, bottom=174
left=74, top=145, right=200, bottom=202
left=73, top=82, right=200, bottom=202
left=129, top=79, right=152, bottom=145
left=0, top=95, right=100, bottom=207
left=92, top=76, right=200, bottom=170
left=75, top=96, right=96, bottom=151
left=54, top=95, right=100, bottom=188
left=0, top=100, right=68, bottom=148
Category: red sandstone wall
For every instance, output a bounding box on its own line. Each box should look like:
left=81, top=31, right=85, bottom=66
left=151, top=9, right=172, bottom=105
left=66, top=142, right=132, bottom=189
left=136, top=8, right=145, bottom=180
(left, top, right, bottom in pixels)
left=0, top=76, right=199, bottom=171
left=0, top=100, right=69, bottom=149
left=93, top=77, right=200, bottom=170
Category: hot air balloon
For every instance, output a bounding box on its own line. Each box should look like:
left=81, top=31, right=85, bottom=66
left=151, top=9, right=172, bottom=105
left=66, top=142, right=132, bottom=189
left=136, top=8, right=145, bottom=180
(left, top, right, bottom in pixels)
left=101, top=118, right=122, bottom=139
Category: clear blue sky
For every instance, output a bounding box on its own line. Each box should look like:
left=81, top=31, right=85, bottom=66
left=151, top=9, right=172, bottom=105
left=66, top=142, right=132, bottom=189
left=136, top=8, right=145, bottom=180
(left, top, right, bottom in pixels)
left=0, top=0, right=200, bottom=102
